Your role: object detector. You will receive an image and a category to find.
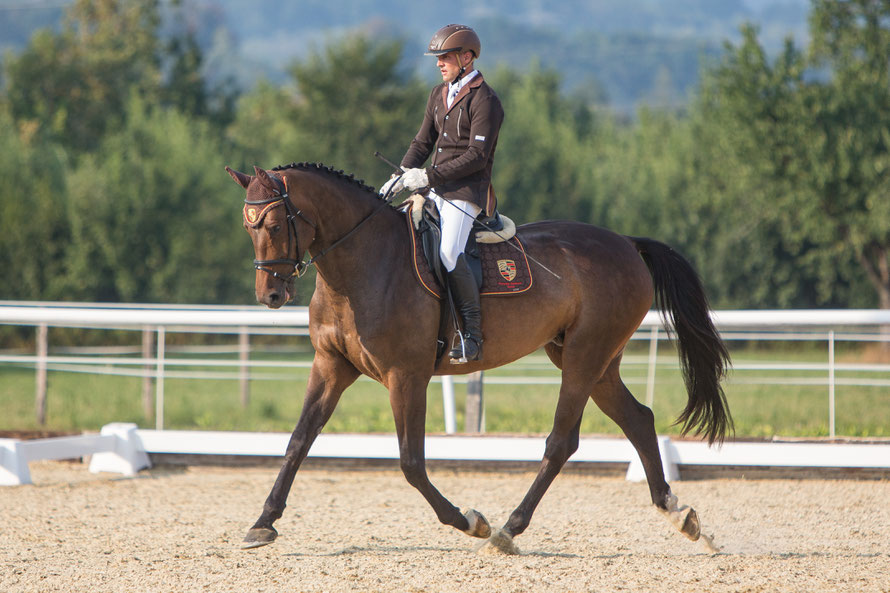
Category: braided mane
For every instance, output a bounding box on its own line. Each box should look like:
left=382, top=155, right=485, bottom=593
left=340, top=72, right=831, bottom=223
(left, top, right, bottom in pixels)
left=272, top=162, right=382, bottom=197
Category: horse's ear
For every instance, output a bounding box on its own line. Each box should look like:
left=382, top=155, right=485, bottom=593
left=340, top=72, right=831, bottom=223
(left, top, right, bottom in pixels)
left=225, top=166, right=252, bottom=189
left=253, top=165, right=279, bottom=192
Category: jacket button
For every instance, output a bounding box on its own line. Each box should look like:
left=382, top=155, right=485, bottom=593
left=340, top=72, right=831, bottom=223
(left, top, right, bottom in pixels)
left=445, top=115, right=449, bottom=120
left=437, top=148, right=443, bottom=152
left=443, top=132, right=448, bottom=137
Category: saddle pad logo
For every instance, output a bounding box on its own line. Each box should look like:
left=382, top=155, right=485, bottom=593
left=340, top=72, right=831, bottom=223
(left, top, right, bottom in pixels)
left=497, top=259, right=517, bottom=282
left=245, top=207, right=259, bottom=224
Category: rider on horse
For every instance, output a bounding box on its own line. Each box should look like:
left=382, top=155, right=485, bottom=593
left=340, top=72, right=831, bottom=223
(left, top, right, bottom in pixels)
left=381, top=24, right=504, bottom=363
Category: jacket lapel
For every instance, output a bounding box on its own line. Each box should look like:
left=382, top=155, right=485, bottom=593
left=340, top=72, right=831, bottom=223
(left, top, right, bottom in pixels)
left=443, top=73, right=484, bottom=114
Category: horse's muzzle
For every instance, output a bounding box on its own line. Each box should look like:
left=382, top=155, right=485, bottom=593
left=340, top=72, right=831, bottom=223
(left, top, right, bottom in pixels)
left=257, top=282, right=294, bottom=309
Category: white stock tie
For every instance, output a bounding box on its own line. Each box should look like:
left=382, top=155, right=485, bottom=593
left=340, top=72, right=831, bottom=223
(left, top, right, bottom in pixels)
left=447, top=83, right=460, bottom=108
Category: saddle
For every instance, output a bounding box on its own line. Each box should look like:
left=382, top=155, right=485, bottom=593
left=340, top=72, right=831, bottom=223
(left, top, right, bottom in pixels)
left=401, top=195, right=533, bottom=299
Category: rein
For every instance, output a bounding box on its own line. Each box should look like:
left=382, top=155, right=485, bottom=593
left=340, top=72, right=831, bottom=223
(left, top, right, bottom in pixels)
left=247, top=174, right=397, bottom=281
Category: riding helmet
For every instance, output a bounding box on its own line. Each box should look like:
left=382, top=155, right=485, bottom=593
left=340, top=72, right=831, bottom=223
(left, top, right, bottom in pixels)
left=425, top=24, right=481, bottom=59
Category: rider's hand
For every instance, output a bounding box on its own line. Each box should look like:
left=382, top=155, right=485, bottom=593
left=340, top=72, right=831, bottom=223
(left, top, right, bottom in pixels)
left=379, top=174, right=399, bottom=196
left=397, top=168, right=429, bottom=193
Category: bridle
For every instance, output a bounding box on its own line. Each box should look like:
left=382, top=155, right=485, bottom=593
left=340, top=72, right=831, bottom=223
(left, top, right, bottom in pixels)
left=244, top=176, right=316, bottom=281
left=245, top=173, right=399, bottom=283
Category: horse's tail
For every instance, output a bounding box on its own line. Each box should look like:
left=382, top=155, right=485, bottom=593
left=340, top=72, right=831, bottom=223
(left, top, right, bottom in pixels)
left=631, top=236, right=733, bottom=445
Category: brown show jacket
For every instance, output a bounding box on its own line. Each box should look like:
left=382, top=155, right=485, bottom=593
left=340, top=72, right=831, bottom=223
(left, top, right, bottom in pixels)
left=400, top=73, right=504, bottom=216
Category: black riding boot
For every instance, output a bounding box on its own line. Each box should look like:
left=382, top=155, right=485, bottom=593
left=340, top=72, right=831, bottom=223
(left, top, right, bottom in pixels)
left=447, top=254, right=483, bottom=363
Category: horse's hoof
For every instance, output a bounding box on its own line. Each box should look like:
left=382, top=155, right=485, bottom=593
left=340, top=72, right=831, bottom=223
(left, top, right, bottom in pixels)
left=659, top=492, right=701, bottom=542
left=241, top=526, right=278, bottom=549
left=475, top=528, right=521, bottom=555
left=679, top=507, right=701, bottom=541
left=461, top=508, right=492, bottom=539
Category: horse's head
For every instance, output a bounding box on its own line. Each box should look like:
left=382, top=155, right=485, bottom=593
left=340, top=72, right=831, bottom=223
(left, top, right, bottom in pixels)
left=226, top=165, right=316, bottom=308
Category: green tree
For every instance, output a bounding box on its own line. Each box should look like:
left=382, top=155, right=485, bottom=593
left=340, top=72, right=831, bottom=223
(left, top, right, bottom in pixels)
left=678, top=37, right=830, bottom=309
left=489, top=64, right=600, bottom=224
left=804, top=0, right=890, bottom=307
left=2, top=0, right=232, bottom=153
left=161, top=13, right=239, bottom=129
left=3, top=0, right=163, bottom=152
left=61, top=95, right=251, bottom=303
left=163, top=33, right=209, bottom=119
left=580, top=107, right=757, bottom=308
left=228, top=36, right=425, bottom=185
left=691, top=4, right=889, bottom=309
left=0, top=105, right=71, bottom=301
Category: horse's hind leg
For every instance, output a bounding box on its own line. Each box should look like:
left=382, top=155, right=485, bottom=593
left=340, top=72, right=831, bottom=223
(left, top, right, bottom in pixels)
left=388, top=372, right=491, bottom=539
left=496, top=360, right=594, bottom=547
left=591, top=358, right=669, bottom=505
left=242, top=352, right=360, bottom=548
left=590, top=358, right=701, bottom=542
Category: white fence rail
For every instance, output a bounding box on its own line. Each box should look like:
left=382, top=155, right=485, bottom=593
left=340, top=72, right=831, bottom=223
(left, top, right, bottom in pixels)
left=3, top=301, right=890, bottom=435
left=3, top=302, right=890, bottom=484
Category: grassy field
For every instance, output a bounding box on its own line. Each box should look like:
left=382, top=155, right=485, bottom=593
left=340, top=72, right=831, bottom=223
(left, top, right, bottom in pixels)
left=2, top=337, right=888, bottom=438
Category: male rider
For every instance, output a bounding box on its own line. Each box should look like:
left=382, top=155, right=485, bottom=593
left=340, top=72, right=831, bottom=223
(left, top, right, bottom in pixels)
left=381, top=24, right=504, bottom=363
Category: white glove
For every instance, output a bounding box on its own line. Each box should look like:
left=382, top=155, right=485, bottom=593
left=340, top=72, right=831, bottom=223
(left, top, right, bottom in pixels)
left=395, top=168, right=429, bottom=193
left=379, top=174, right=399, bottom=196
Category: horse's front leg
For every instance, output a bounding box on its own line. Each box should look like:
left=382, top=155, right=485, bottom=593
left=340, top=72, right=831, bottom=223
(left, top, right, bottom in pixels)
left=242, top=352, right=359, bottom=548
left=482, top=358, right=594, bottom=555
left=388, top=373, right=492, bottom=539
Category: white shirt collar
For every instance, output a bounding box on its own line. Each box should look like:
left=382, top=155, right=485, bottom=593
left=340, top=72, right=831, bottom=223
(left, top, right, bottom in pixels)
left=447, top=69, right=479, bottom=107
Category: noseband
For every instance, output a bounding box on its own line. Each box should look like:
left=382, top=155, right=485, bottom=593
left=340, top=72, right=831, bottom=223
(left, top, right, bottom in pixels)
left=244, top=177, right=316, bottom=281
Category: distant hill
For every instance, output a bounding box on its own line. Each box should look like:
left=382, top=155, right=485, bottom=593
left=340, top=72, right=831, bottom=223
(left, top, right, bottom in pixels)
left=0, top=0, right=810, bottom=112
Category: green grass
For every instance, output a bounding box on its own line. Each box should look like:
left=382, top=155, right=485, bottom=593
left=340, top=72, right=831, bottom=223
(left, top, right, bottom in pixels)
left=2, top=341, right=889, bottom=438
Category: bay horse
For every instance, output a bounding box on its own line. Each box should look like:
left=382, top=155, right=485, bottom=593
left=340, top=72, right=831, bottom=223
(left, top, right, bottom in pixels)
left=226, top=162, right=731, bottom=552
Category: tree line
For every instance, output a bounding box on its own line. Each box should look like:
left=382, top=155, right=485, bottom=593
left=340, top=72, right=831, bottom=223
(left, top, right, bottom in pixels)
left=1, top=0, right=888, bottom=310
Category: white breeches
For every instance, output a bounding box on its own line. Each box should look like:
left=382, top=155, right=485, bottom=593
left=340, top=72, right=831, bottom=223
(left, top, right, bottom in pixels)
left=430, top=191, right=482, bottom=272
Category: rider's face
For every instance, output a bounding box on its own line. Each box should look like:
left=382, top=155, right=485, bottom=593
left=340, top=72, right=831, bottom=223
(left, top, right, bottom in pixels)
left=436, top=51, right=471, bottom=83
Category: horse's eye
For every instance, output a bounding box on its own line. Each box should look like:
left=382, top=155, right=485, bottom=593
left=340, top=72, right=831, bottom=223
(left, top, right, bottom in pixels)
left=271, top=224, right=282, bottom=234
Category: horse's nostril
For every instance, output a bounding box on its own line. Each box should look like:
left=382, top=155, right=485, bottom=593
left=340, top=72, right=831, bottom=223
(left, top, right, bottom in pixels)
left=269, top=293, right=281, bottom=304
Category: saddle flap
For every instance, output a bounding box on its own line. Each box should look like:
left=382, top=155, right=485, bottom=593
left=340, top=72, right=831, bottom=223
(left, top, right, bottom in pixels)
left=404, top=202, right=533, bottom=299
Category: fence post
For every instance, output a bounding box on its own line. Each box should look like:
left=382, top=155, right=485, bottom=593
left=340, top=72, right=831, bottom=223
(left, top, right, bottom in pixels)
left=441, top=376, right=457, bottom=434
left=141, top=326, right=154, bottom=422
left=645, top=326, right=659, bottom=408
left=239, top=327, right=250, bottom=408
left=465, top=371, right=484, bottom=434
left=828, top=330, right=835, bottom=439
left=155, top=326, right=166, bottom=431
left=35, top=323, right=48, bottom=426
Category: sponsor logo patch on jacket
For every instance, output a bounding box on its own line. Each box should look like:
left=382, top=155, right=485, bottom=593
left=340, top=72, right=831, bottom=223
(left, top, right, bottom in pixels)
left=475, top=135, right=486, bottom=141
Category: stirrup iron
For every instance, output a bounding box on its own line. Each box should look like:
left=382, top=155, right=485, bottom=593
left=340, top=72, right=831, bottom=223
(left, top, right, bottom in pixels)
left=452, top=332, right=469, bottom=364
left=449, top=332, right=480, bottom=364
